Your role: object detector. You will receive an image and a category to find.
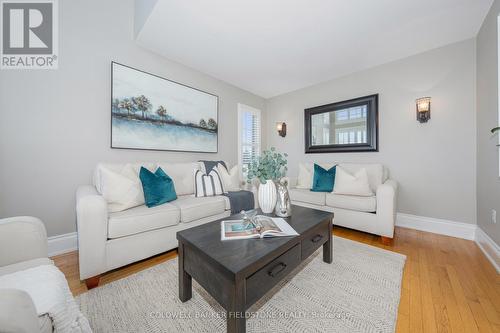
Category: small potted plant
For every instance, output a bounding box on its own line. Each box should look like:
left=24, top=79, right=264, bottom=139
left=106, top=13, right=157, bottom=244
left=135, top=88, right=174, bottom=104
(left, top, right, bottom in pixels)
left=246, top=147, right=288, bottom=213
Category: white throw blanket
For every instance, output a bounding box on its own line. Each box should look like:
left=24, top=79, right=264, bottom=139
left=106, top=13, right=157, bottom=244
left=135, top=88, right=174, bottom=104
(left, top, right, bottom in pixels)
left=0, top=264, right=91, bottom=333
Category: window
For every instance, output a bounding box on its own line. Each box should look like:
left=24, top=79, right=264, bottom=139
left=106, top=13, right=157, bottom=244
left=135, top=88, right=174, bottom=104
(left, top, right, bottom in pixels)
left=238, top=104, right=261, bottom=178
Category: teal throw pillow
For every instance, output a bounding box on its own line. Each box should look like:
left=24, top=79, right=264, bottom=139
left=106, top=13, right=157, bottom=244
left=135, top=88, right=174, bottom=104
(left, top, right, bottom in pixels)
left=139, top=167, right=177, bottom=208
left=311, top=164, right=336, bottom=192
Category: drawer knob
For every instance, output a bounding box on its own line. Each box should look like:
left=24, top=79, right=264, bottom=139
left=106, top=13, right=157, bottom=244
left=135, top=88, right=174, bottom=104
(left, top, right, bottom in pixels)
left=311, top=234, right=323, bottom=243
left=268, top=262, right=287, bottom=277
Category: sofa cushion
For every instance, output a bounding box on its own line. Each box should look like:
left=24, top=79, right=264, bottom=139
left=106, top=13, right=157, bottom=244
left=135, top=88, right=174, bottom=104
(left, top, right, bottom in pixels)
left=0, top=258, right=53, bottom=277
left=95, top=164, right=145, bottom=213
left=217, top=164, right=240, bottom=192
left=93, top=163, right=156, bottom=193
left=311, top=164, right=336, bottom=192
left=171, top=195, right=226, bottom=223
left=139, top=167, right=177, bottom=207
left=108, top=203, right=180, bottom=239
left=333, top=166, right=373, bottom=196
left=194, top=169, right=224, bottom=197
left=157, top=162, right=201, bottom=196
left=296, top=162, right=336, bottom=189
left=326, top=193, right=376, bottom=212
left=295, top=162, right=386, bottom=192
left=289, top=188, right=326, bottom=206
left=337, top=163, right=384, bottom=191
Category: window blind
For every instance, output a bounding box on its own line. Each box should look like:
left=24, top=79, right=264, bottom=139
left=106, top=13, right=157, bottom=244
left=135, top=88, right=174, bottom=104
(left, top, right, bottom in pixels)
left=238, top=104, right=261, bottom=176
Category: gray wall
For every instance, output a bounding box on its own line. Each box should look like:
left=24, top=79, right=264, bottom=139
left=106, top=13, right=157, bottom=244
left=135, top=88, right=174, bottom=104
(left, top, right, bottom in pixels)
left=266, top=39, right=477, bottom=225
left=477, top=0, right=500, bottom=245
left=0, top=0, right=266, bottom=236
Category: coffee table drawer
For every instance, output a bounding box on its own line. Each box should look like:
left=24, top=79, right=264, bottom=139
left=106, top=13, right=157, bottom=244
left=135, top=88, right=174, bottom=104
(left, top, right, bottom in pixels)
left=246, top=243, right=301, bottom=305
left=301, top=222, right=329, bottom=259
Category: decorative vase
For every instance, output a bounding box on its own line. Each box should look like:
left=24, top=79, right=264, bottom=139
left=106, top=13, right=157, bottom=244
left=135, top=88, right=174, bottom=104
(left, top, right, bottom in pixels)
left=275, top=181, right=292, bottom=217
left=258, top=180, right=277, bottom=214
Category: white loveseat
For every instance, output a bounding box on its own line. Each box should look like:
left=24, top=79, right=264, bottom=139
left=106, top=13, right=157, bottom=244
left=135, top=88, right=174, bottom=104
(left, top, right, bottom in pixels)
left=76, top=162, right=241, bottom=288
left=288, top=163, right=397, bottom=243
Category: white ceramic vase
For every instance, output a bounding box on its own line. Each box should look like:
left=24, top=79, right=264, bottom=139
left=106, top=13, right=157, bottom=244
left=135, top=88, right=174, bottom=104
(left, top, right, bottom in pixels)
left=258, top=180, right=277, bottom=213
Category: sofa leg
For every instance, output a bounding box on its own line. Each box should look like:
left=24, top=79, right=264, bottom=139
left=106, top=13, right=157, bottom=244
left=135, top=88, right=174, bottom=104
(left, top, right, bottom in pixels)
left=381, top=236, right=393, bottom=246
left=85, top=276, right=100, bottom=289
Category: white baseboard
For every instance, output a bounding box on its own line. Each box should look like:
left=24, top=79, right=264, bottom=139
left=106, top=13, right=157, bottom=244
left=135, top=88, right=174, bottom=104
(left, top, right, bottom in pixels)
left=475, top=227, right=500, bottom=274
left=48, top=232, right=78, bottom=257
left=396, top=213, right=476, bottom=240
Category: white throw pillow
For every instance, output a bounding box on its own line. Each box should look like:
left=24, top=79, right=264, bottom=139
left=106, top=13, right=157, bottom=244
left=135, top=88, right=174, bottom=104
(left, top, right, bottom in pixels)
left=338, top=163, right=384, bottom=192
left=296, top=162, right=337, bottom=189
left=157, top=162, right=200, bottom=196
left=296, top=163, right=312, bottom=189
left=99, top=164, right=145, bottom=212
left=333, top=167, right=374, bottom=196
left=217, top=164, right=240, bottom=192
left=194, top=169, right=224, bottom=197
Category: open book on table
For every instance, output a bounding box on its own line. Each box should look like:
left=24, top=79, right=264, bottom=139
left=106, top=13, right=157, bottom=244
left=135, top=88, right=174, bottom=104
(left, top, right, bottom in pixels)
left=221, top=215, right=299, bottom=241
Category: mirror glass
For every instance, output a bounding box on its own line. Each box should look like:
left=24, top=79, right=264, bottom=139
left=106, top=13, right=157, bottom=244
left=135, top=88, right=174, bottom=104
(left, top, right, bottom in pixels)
left=310, top=105, right=368, bottom=146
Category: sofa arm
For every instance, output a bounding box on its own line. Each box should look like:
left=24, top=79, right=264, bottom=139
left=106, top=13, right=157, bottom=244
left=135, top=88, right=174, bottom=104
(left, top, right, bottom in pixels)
left=376, top=179, right=398, bottom=238
left=0, top=216, right=47, bottom=267
left=76, top=185, right=108, bottom=280
left=0, top=289, right=40, bottom=333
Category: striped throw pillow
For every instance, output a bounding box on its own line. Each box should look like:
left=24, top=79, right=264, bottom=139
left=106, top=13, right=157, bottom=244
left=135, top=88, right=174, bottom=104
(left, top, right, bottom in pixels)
left=194, top=169, right=224, bottom=197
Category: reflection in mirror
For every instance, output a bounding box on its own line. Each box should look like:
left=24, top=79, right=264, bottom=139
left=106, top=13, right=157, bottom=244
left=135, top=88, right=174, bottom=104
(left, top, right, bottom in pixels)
left=304, top=94, right=378, bottom=153
left=310, top=106, right=368, bottom=146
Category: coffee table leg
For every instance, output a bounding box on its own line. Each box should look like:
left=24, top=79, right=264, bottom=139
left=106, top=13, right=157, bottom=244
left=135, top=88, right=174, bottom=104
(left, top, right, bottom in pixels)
left=227, top=278, right=246, bottom=333
left=178, top=241, right=192, bottom=302
left=323, top=220, right=333, bottom=263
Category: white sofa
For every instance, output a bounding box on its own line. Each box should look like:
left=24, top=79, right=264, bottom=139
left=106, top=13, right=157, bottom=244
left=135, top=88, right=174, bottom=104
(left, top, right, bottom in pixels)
left=288, top=163, right=397, bottom=243
left=76, top=162, right=245, bottom=288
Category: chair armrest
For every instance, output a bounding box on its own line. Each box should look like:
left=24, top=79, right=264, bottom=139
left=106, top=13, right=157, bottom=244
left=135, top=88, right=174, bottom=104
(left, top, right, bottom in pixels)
left=376, top=179, right=398, bottom=238
left=0, top=289, right=40, bottom=333
left=76, top=185, right=108, bottom=280
left=0, top=216, right=47, bottom=267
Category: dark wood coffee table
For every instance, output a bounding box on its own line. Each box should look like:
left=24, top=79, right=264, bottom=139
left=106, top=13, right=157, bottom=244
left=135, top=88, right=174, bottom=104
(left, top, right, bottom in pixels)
left=176, top=205, right=333, bottom=333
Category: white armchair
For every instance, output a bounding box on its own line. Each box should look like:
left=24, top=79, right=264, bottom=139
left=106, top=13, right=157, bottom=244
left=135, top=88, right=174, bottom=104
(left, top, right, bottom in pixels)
left=0, top=217, right=54, bottom=333
left=0, top=216, right=90, bottom=333
left=0, top=216, right=48, bottom=267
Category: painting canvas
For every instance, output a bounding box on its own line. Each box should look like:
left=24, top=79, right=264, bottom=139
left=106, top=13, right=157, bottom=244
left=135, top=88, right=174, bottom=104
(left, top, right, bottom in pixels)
left=111, top=62, right=218, bottom=152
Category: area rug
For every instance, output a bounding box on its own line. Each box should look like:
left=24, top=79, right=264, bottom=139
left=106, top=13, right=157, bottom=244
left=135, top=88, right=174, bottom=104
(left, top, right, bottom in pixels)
left=77, top=237, right=406, bottom=332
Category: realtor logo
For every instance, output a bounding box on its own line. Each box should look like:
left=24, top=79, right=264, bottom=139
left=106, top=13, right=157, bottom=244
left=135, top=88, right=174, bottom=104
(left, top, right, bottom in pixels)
left=1, top=0, right=58, bottom=69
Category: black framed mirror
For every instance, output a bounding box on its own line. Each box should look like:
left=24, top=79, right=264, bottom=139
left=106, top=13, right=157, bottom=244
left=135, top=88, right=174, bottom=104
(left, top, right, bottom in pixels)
left=304, top=94, right=378, bottom=153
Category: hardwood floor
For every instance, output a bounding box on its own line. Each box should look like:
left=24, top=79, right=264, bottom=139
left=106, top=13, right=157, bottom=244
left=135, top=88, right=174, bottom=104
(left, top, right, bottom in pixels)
left=52, top=226, right=500, bottom=332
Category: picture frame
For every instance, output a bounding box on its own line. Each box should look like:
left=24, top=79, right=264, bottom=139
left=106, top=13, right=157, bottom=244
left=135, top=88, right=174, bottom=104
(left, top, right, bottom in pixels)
left=111, top=62, right=219, bottom=153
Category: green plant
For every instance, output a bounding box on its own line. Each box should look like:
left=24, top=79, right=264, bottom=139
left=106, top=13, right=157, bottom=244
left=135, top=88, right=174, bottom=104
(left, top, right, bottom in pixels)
left=246, top=147, right=288, bottom=184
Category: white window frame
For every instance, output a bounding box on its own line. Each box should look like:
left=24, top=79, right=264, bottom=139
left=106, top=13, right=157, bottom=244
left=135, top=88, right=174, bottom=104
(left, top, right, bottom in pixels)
left=237, top=103, right=262, bottom=180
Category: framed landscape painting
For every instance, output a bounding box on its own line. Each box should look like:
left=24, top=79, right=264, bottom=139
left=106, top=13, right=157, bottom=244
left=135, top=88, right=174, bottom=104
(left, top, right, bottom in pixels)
left=111, top=62, right=218, bottom=152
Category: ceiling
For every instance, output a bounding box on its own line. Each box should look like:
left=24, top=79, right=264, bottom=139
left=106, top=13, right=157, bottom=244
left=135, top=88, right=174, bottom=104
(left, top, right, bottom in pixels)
left=135, top=0, right=493, bottom=98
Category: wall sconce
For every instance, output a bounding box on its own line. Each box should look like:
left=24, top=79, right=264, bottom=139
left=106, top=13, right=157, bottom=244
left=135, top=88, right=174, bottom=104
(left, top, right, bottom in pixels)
left=276, top=122, right=287, bottom=137
left=416, top=97, right=431, bottom=123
